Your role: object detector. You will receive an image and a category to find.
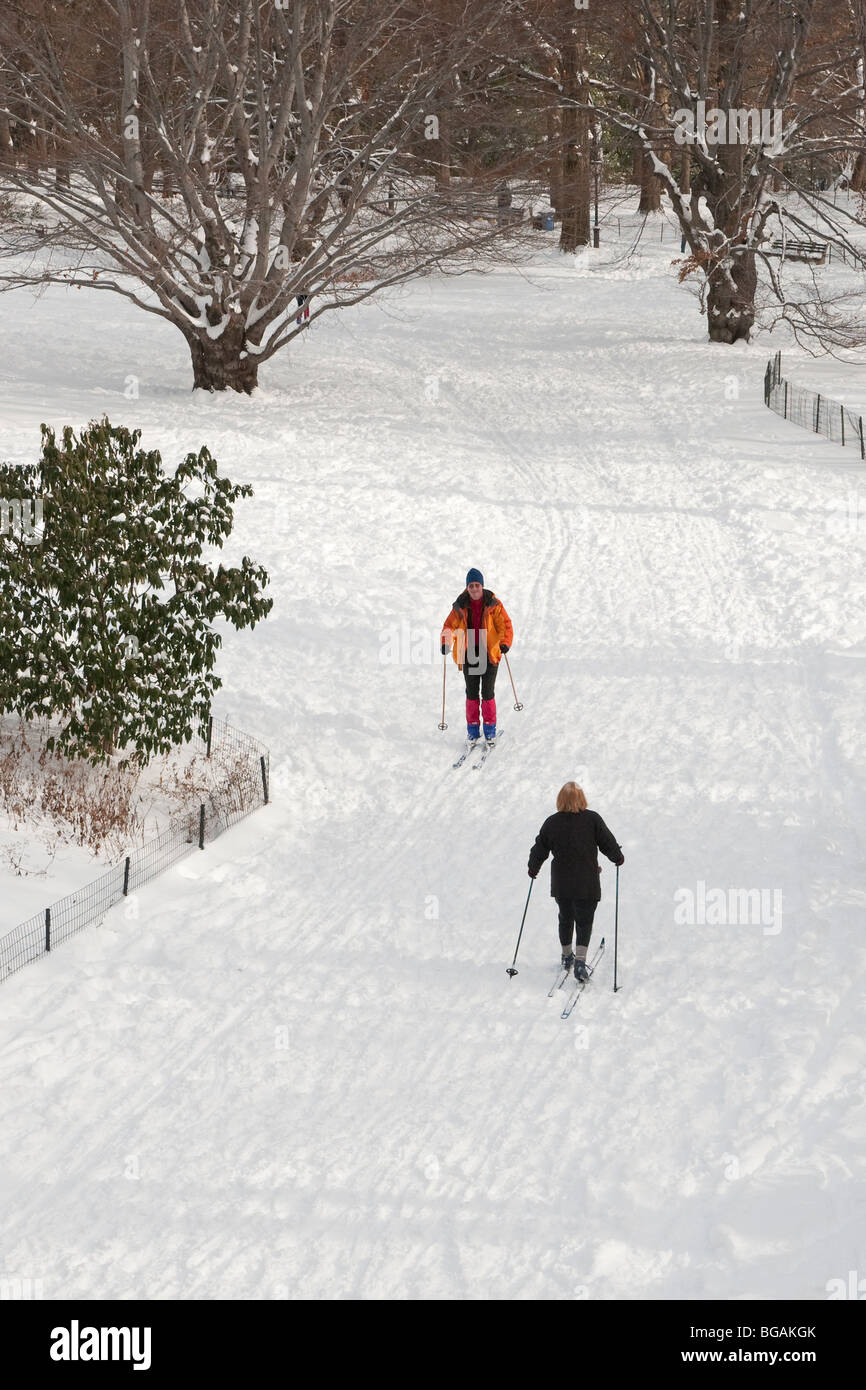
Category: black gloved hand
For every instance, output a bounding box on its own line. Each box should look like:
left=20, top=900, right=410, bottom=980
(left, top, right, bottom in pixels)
left=499, top=644, right=510, bottom=655
left=441, top=644, right=449, bottom=656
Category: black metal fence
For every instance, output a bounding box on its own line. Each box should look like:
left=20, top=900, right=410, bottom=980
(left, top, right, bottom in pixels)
left=0, top=716, right=269, bottom=984
left=764, top=351, right=866, bottom=457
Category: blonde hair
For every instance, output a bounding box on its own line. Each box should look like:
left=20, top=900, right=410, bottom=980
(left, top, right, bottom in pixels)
left=556, top=782, right=587, bottom=813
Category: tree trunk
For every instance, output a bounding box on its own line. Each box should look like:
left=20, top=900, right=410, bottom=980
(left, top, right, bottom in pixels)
left=558, top=32, right=590, bottom=251
left=118, top=0, right=152, bottom=228
left=636, top=52, right=662, bottom=213
left=54, top=130, right=70, bottom=189
left=0, top=73, right=13, bottom=167
left=25, top=106, right=46, bottom=176
left=547, top=98, right=562, bottom=213
left=707, top=251, right=757, bottom=344
left=854, top=48, right=866, bottom=191
left=638, top=146, right=661, bottom=212
left=184, top=325, right=260, bottom=393
left=435, top=88, right=453, bottom=188
left=705, top=6, right=756, bottom=344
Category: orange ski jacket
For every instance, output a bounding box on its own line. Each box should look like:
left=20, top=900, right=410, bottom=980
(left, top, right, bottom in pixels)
left=441, top=588, right=514, bottom=669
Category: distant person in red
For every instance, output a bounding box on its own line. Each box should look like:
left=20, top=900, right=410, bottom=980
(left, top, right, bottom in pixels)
left=296, top=293, right=310, bottom=325
left=441, top=568, right=513, bottom=745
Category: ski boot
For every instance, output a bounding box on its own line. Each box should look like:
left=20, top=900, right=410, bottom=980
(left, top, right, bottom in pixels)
left=561, top=951, right=575, bottom=973
left=574, top=959, right=590, bottom=983
left=483, top=722, right=497, bottom=746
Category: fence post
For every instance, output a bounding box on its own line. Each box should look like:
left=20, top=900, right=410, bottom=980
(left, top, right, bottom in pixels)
left=860, top=418, right=865, bottom=460
left=123, top=857, right=130, bottom=896
left=206, top=716, right=213, bottom=758
left=784, top=381, right=788, bottom=418
left=815, top=394, right=821, bottom=433
left=260, top=756, right=269, bottom=805
left=45, top=907, right=51, bottom=954
left=199, top=804, right=205, bottom=850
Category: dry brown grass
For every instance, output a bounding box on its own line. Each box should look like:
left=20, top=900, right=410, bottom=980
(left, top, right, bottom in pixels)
left=0, top=717, right=142, bottom=858
left=0, top=717, right=255, bottom=864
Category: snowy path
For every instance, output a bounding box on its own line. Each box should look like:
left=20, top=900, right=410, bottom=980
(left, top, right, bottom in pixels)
left=0, top=238, right=864, bottom=1300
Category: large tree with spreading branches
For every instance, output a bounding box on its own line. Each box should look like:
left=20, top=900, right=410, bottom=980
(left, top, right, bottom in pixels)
left=591, top=0, right=866, bottom=344
left=0, top=0, right=527, bottom=391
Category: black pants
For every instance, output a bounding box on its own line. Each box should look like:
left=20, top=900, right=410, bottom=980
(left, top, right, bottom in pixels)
left=463, top=662, right=498, bottom=700
left=556, top=898, right=597, bottom=950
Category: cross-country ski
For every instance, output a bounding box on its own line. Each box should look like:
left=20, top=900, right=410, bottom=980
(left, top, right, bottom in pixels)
left=561, top=939, right=606, bottom=1019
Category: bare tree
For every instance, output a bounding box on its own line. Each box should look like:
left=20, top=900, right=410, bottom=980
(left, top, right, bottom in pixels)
left=0, top=0, right=525, bottom=391
left=558, top=0, right=592, bottom=250
left=592, top=0, right=866, bottom=345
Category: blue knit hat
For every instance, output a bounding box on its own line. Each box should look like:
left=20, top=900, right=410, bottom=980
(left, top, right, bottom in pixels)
left=466, top=568, right=484, bottom=586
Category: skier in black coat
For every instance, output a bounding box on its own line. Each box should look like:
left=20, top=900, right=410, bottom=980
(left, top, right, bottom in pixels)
left=528, top=781, right=624, bottom=982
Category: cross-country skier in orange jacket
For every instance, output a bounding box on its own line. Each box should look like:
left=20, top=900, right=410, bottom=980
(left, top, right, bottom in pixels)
left=441, top=568, right=514, bottom=746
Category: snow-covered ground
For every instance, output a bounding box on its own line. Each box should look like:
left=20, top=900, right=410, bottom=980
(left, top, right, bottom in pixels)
left=0, top=206, right=864, bottom=1300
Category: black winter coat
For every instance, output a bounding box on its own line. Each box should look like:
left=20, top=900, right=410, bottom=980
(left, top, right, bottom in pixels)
left=528, top=810, right=623, bottom=901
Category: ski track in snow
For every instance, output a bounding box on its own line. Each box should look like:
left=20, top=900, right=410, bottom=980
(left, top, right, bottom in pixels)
left=0, top=234, right=864, bottom=1300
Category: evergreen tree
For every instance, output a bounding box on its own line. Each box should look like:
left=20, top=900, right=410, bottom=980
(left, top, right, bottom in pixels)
left=0, top=420, right=272, bottom=764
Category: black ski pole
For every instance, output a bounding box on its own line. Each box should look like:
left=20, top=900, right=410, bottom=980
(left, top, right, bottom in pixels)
left=613, top=864, right=620, bottom=992
left=438, top=654, right=448, bottom=731
left=506, top=880, right=534, bottom=978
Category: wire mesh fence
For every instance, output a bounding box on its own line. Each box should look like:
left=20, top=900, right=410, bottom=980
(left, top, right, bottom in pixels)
left=0, top=716, right=269, bottom=984
left=764, top=351, right=866, bottom=457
